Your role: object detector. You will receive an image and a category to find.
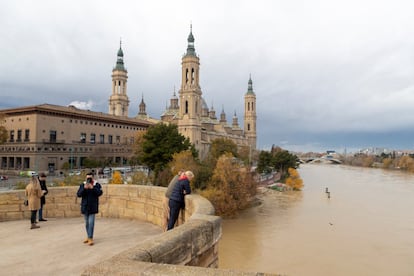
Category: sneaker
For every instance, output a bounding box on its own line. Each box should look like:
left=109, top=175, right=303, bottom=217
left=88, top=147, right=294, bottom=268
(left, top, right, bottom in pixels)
left=88, top=239, right=94, bottom=246
left=39, top=219, right=47, bottom=221
left=83, top=238, right=89, bottom=244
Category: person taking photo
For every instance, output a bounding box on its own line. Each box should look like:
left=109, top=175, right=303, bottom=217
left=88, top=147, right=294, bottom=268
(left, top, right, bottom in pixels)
left=77, top=172, right=103, bottom=246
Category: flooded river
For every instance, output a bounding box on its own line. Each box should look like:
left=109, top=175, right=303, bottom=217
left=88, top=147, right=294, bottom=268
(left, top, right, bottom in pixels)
left=219, top=164, right=414, bottom=275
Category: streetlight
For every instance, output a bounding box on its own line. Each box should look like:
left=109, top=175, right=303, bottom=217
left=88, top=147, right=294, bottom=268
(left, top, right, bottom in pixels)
left=70, top=147, right=73, bottom=173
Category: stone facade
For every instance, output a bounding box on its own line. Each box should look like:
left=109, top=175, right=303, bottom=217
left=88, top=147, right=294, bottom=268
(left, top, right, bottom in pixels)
left=0, top=104, right=151, bottom=173
left=0, top=26, right=257, bottom=172
left=159, top=26, right=257, bottom=159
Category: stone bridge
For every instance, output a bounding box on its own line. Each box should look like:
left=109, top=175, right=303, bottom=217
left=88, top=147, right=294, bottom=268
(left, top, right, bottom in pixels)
left=0, top=185, right=277, bottom=275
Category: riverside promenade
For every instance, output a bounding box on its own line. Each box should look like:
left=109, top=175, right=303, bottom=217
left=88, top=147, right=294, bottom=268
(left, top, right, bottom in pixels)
left=0, top=217, right=162, bottom=275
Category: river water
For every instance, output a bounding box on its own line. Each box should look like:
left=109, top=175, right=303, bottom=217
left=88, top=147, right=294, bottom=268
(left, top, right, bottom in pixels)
left=219, top=164, right=414, bottom=276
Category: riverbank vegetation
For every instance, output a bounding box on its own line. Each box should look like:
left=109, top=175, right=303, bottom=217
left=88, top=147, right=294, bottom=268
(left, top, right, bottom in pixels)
left=256, top=145, right=303, bottom=191
left=331, top=151, right=414, bottom=172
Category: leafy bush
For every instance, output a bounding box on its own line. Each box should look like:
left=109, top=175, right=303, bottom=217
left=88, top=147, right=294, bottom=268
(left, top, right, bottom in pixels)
left=129, top=171, right=150, bottom=185
left=285, top=167, right=304, bottom=191
left=110, top=171, right=124, bottom=184
left=14, top=181, right=28, bottom=190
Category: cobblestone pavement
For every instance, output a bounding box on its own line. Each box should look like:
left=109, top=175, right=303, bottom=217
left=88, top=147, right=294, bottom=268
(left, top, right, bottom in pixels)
left=0, top=217, right=162, bottom=276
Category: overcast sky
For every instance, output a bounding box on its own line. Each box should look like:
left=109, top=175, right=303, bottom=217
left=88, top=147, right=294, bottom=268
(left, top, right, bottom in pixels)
left=2, top=0, right=414, bottom=153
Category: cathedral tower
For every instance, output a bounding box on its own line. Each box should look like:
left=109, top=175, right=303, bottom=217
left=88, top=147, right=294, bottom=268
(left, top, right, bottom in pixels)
left=178, top=25, right=202, bottom=150
left=244, top=75, right=257, bottom=150
left=109, top=41, right=129, bottom=117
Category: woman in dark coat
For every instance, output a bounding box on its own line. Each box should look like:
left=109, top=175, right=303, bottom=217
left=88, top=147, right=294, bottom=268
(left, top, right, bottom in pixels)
left=38, top=173, right=48, bottom=221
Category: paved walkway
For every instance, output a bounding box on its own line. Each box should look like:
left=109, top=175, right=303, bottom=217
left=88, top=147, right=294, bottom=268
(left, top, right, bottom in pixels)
left=0, top=217, right=162, bottom=275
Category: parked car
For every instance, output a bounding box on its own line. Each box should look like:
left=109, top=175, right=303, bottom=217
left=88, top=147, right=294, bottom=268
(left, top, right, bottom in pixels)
left=0, top=175, right=8, bottom=181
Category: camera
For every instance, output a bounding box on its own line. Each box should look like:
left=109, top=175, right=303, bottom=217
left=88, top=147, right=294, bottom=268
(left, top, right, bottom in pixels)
left=86, top=178, right=93, bottom=184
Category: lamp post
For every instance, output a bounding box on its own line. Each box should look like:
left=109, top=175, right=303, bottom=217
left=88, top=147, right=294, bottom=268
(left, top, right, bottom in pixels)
left=70, top=147, right=73, bottom=173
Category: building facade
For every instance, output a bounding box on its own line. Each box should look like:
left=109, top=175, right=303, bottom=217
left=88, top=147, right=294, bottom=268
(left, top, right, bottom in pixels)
left=0, top=26, right=257, bottom=172
left=0, top=44, right=152, bottom=174
left=159, top=26, right=257, bottom=159
left=0, top=104, right=150, bottom=173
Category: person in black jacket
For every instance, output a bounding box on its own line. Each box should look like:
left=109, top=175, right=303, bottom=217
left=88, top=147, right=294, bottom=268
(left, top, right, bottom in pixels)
left=167, top=170, right=193, bottom=230
left=77, top=172, right=103, bottom=246
left=38, top=173, right=48, bottom=222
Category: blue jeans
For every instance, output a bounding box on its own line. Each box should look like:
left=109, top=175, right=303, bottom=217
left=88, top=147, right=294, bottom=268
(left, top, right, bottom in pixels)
left=38, top=205, right=44, bottom=220
left=83, top=213, right=96, bottom=239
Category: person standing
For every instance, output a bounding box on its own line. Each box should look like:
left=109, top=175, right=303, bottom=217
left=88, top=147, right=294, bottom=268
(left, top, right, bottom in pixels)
left=77, top=172, right=103, bottom=246
left=25, top=175, right=45, bottom=229
left=167, top=171, right=193, bottom=230
left=163, top=170, right=184, bottom=231
left=38, top=173, right=48, bottom=222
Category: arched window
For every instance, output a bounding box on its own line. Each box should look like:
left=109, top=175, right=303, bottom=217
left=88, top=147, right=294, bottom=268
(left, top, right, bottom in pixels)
left=185, top=101, right=189, bottom=114
left=191, top=68, right=195, bottom=84
left=247, top=123, right=251, bottom=131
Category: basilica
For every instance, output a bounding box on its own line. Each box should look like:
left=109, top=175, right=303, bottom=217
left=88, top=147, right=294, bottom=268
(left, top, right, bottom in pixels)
left=112, top=26, right=257, bottom=159
left=0, top=26, right=257, bottom=172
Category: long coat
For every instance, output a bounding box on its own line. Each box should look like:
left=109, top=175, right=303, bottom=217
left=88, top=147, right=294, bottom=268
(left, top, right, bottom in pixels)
left=25, top=180, right=42, bottom=211
left=77, top=181, right=103, bottom=214
left=39, top=179, right=48, bottom=205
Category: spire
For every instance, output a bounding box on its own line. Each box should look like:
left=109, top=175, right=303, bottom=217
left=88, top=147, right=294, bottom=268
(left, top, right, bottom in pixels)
left=115, top=39, right=125, bottom=70
left=232, top=110, right=240, bottom=128
left=170, top=86, right=179, bottom=109
left=186, top=24, right=196, bottom=56
left=246, top=74, right=255, bottom=95
left=220, top=105, right=226, bottom=123
left=138, top=94, right=146, bottom=115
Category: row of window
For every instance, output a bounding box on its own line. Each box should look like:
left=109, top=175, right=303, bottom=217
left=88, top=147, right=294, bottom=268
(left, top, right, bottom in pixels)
left=8, top=117, right=146, bottom=132
left=79, top=133, right=122, bottom=144
left=0, top=146, right=131, bottom=153
left=8, top=129, right=134, bottom=145
left=9, top=129, right=30, bottom=142
left=67, top=119, right=145, bottom=131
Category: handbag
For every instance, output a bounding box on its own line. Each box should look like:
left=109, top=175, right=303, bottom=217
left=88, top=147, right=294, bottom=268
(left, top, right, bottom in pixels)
left=24, top=199, right=28, bottom=206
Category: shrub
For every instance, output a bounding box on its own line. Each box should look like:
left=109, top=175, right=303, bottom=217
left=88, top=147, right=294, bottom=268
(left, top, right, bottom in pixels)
left=110, top=171, right=124, bottom=184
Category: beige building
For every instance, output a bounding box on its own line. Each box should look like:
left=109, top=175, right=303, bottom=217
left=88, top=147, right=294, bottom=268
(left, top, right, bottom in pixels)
left=0, top=26, right=257, bottom=172
left=0, top=104, right=150, bottom=173
left=159, top=26, right=257, bottom=159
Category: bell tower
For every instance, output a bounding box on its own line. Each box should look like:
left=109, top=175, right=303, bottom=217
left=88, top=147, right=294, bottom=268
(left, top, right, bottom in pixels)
left=244, top=75, right=257, bottom=150
left=109, top=41, right=129, bottom=117
left=178, top=25, right=202, bottom=151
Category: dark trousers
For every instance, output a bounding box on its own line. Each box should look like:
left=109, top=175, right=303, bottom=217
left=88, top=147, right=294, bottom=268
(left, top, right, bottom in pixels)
left=30, top=210, right=37, bottom=224
left=167, top=199, right=182, bottom=230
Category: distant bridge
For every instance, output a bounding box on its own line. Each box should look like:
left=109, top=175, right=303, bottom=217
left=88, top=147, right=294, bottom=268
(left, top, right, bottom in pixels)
left=299, top=156, right=342, bottom=164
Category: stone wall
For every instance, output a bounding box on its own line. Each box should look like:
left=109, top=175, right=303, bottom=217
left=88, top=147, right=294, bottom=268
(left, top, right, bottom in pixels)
left=0, top=185, right=276, bottom=275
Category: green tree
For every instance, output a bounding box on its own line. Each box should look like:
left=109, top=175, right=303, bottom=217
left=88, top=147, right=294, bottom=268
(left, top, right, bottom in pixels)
left=256, top=146, right=298, bottom=178
left=140, top=123, right=196, bottom=183
left=82, top=157, right=101, bottom=169
left=210, top=138, right=238, bottom=159
left=257, top=150, right=273, bottom=173
left=272, top=148, right=298, bottom=179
